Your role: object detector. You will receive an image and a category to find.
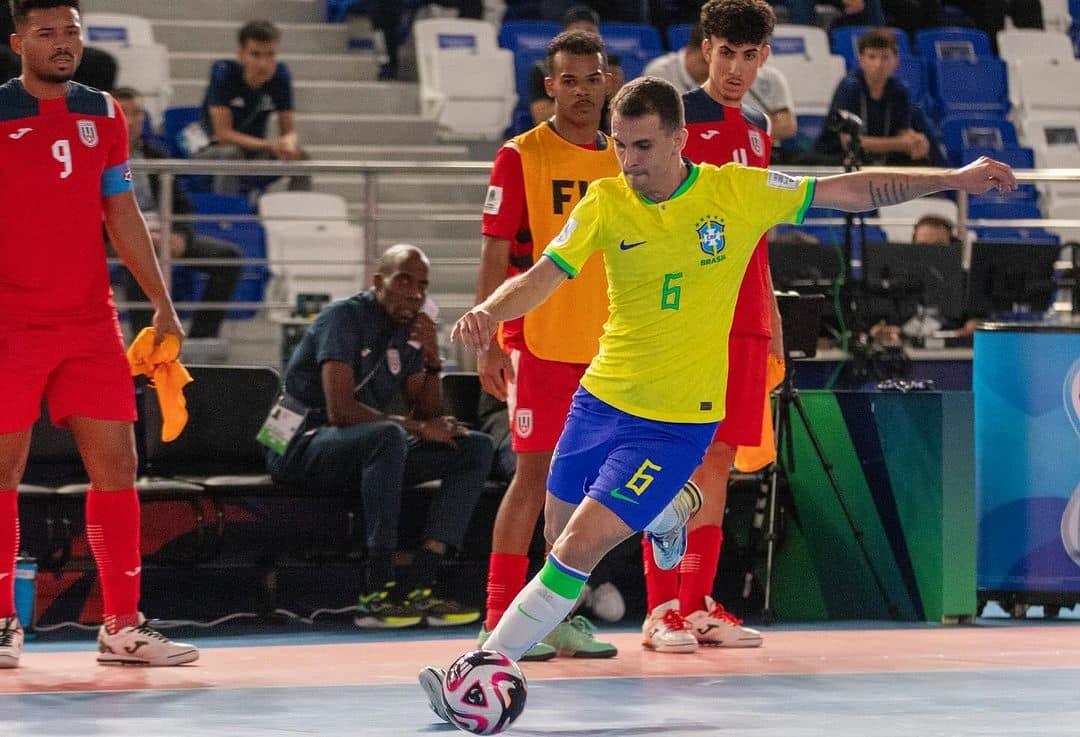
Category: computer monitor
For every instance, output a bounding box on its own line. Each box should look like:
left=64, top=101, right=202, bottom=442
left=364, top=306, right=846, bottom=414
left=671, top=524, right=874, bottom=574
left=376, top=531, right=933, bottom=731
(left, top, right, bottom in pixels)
left=966, top=241, right=1059, bottom=318
left=768, top=239, right=843, bottom=294
left=862, top=242, right=965, bottom=325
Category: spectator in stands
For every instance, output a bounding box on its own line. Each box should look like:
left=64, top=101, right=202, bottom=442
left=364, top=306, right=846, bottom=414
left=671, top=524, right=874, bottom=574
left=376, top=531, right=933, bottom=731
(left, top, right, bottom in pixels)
left=816, top=28, right=930, bottom=165
left=912, top=213, right=957, bottom=245
left=643, top=24, right=710, bottom=92
left=478, top=29, right=620, bottom=659
left=775, top=0, right=885, bottom=26
left=195, top=20, right=310, bottom=195
left=477, top=392, right=515, bottom=484
left=944, top=1, right=1043, bottom=51
left=1, top=3, right=21, bottom=81
left=369, top=0, right=483, bottom=81
left=882, top=0, right=943, bottom=39
left=529, top=5, right=622, bottom=127
left=826, top=0, right=888, bottom=29
left=112, top=88, right=241, bottom=341
left=266, top=244, right=494, bottom=629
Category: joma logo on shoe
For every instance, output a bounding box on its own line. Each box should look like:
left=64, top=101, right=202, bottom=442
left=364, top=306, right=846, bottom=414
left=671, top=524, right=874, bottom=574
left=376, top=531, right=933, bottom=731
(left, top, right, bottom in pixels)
left=124, top=640, right=149, bottom=654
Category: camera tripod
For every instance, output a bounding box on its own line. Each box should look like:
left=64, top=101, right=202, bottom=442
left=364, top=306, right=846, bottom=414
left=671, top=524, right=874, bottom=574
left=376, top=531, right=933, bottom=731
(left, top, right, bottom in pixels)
left=760, top=294, right=899, bottom=622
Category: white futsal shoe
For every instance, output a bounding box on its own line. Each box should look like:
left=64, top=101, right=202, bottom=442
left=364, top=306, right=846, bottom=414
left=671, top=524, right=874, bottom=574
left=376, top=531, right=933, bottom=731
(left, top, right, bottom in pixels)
left=685, top=596, right=763, bottom=648
left=97, top=613, right=199, bottom=666
left=418, top=666, right=452, bottom=723
left=0, top=615, right=24, bottom=668
left=641, top=599, right=698, bottom=653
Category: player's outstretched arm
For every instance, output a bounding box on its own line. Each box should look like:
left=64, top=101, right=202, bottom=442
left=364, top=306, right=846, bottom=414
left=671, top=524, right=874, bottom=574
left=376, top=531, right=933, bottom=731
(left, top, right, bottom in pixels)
left=451, top=256, right=568, bottom=352
left=104, top=192, right=185, bottom=343
left=811, top=156, right=1018, bottom=212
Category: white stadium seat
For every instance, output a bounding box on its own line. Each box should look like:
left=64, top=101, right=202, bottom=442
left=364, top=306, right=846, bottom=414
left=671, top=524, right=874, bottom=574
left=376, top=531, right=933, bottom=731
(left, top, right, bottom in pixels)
left=258, top=192, right=366, bottom=309
left=108, top=43, right=172, bottom=122
left=80, top=13, right=155, bottom=46
left=413, top=18, right=518, bottom=141
left=871, top=198, right=960, bottom=244
left=767, top=54, right=846, bottom=116
left=997, top=30, right=1076, bottom=109
left=1012, top=59, right=1080, bottom=118
left=770, top=24, right=832, bottom=60
left=1019, top=115, right=1080, bottom=207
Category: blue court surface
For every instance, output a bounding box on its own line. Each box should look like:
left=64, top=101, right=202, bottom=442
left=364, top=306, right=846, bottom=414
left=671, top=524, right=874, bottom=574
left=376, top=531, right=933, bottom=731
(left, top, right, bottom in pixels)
left=2, top=616, right=1079, bottom=736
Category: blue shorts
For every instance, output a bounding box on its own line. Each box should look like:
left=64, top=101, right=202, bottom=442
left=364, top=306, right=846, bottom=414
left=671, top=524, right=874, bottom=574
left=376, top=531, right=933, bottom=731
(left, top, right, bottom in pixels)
left=548, top=387, right=719, bottom=531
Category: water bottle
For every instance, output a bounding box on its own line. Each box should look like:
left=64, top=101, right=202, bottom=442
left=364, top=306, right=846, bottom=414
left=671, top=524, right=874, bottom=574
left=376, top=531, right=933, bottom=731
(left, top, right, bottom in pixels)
left=14, top=555, right=36, bottom=639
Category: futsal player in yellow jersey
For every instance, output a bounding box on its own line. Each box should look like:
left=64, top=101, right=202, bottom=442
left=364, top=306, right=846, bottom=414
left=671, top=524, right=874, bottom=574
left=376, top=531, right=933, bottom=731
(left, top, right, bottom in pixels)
left=420, top=76, right=1015, bottom=718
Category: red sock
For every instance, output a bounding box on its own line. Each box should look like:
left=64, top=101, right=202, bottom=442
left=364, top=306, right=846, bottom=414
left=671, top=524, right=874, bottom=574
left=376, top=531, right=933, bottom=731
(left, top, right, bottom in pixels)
left=642, top=534, right=679, bottom=614
left=86, top=488, right=141, bottom=633
left=678, top=525, right=723, bottom=614
left=484, top=552, right=529, bottom=631
left=0, top=490, right=17, bottom=618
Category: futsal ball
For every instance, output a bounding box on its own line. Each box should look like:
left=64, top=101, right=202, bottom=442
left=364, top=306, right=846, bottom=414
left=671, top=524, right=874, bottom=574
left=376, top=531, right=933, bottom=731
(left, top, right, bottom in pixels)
left=441, top=649, right=527, bottom=735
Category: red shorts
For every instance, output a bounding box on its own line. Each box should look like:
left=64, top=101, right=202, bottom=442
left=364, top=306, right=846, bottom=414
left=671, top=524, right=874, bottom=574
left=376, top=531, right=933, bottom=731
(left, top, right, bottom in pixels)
left=505, top=342, right=588, bottom=453
left=0, top=315, right=137, bottom=433
left=713, top=333, right=769, bottom=448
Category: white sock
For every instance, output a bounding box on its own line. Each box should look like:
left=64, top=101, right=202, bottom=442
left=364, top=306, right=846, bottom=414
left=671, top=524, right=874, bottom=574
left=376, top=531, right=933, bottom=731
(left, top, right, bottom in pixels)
left=484, top=554, right=589, bottom=661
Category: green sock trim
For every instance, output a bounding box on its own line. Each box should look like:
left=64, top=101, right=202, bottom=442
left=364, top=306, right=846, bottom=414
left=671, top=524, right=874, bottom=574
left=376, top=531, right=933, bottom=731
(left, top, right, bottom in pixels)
left=538, top=560, right=587, bottom=600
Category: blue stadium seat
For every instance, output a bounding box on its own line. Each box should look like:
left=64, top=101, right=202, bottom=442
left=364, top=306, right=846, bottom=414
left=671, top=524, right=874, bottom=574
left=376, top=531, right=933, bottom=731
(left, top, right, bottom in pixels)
left=829, top=26, right=911, bottom=68
left=779, top=113, right=826, bottom=155
left=930, top=58, right=1009, bottom=120
left=940, top=117, right=1018, bottom=165
left=893, top=56, right=928, bottom=107
left=667, top=23, right=692, bottom=51
left=512, top=48, right=546, bottom=105
left=498, top=20, right=559, bottom=53
left=188, top=193, right=269, bottom=320
left=326, top=0, right=360, bottom=22
left=974, top=226, right=1060, bottom=245
left=161, top=106, right=201, bottom=159
left=600, top=22, right=664, bottom=81
left=968, top=199, right=1042, bottom=220
left=914, top=27, right=992, bottom=62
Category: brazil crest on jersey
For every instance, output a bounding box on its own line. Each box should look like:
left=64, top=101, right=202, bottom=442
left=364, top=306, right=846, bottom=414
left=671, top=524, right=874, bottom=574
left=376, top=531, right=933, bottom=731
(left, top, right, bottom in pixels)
left=543, top=162, right=815, bottom=423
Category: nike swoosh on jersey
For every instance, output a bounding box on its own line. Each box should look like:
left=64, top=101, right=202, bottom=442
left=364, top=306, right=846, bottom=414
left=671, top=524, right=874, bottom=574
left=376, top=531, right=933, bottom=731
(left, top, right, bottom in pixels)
left=619, top=240, right=647, bottom=251
left=609, top=487, right=640, bottom=504
left=8, top=128, right=32, bottom=139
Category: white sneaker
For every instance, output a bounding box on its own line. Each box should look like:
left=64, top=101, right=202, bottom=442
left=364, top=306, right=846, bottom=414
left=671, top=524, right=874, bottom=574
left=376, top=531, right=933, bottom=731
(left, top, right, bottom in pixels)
left=97, top=614, right=199, bottom=666
left=0, top=615, right=24, bottom=668
left=685, top=596, right=763, bottom=648
left=641, top=599, right=698, bottom=653
left=584, top=581, right=626, bottom=622
left=418, top=666, right=451, bottom=723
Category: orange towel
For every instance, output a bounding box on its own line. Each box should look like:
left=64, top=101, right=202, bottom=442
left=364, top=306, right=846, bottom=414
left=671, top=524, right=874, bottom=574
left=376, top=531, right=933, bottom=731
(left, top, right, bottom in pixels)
left=126, top=328, right=193, bottom=442
left=733, top=353, right=786, bottom=473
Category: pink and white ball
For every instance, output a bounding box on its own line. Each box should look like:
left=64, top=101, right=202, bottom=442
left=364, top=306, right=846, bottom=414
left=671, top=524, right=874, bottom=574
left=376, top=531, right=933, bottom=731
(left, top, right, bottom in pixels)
left=441, top=649, right=527, bottom=735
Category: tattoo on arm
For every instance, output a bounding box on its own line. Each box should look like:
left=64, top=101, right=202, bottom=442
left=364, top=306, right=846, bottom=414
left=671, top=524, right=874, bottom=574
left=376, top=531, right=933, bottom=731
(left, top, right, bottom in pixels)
left=868, top=176, right=912, bottom=207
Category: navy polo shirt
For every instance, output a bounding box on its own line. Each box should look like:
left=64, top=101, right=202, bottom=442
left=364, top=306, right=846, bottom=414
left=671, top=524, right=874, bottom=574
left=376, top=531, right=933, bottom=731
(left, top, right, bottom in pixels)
left=200, top=59, right=294, bottom=140
left=284, top=291, right=424, bottom=414
left=819, top=70, right=912, bottom=155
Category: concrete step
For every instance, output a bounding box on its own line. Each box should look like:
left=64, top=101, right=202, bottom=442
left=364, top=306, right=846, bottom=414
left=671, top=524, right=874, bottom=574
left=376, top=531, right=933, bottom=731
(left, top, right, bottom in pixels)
left=379, top=216, right=479, bottom=241
left=170, top=80, right=420, bottom=115
left=153, top=20, right=349, bottom=53
left=377, top=237, right=480, bottom=261
left=88, top=0, right=320, bottom=23
left=306, top=144, right=470, bottom=162
left=316, top=174, right=488, bottom=204
left=296, top=113, right=440, bottom=146
left=170, top=52, right=378, bottom=82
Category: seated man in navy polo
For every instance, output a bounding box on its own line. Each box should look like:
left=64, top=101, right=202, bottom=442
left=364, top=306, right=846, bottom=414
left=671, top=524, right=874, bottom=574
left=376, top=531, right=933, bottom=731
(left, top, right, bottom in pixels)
left=266, top=244, right=495, bottom=630
left=816, top=27, right=930, bottom=166
left=194, top=19, right=310, bottom=194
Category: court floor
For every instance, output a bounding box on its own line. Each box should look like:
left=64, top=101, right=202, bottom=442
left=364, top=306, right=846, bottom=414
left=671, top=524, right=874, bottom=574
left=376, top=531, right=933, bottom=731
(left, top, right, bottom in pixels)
left=3, top=618, right=1079, bottom=736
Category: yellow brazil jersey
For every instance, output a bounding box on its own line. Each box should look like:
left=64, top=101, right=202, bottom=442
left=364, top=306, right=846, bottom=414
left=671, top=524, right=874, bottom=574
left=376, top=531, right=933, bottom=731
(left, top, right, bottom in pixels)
left=543, top=161, right=815, bottom=424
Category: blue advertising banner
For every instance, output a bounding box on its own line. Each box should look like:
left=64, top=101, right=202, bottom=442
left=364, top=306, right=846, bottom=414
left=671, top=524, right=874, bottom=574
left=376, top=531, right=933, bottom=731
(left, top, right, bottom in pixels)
left=975, top=327, right=1080, bottom=592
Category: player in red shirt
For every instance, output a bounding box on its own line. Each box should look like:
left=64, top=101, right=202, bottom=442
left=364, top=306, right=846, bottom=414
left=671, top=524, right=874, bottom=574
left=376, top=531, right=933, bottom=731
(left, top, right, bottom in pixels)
left=640, top=0, right=776, bottom=653
left=0, top=1, right=197, bottom=668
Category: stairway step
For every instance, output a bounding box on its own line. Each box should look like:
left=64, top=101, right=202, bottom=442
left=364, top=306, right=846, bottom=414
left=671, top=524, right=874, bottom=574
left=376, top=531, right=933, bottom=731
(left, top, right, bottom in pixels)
left=153, top=20, right=349, bottom=53
left=306, top=144, right=470, bottom=162
left=296, top=113, right=440, bottom=146
left=169, top=52, right=378, bottom=82
left=170, top=79, right=419, bottom=115
left=87, top=0, right=319, bottom=23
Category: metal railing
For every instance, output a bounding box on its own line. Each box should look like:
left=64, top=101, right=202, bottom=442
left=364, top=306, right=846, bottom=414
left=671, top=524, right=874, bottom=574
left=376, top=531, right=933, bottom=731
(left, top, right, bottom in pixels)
left=125, top=159, right=1080, bottom=313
